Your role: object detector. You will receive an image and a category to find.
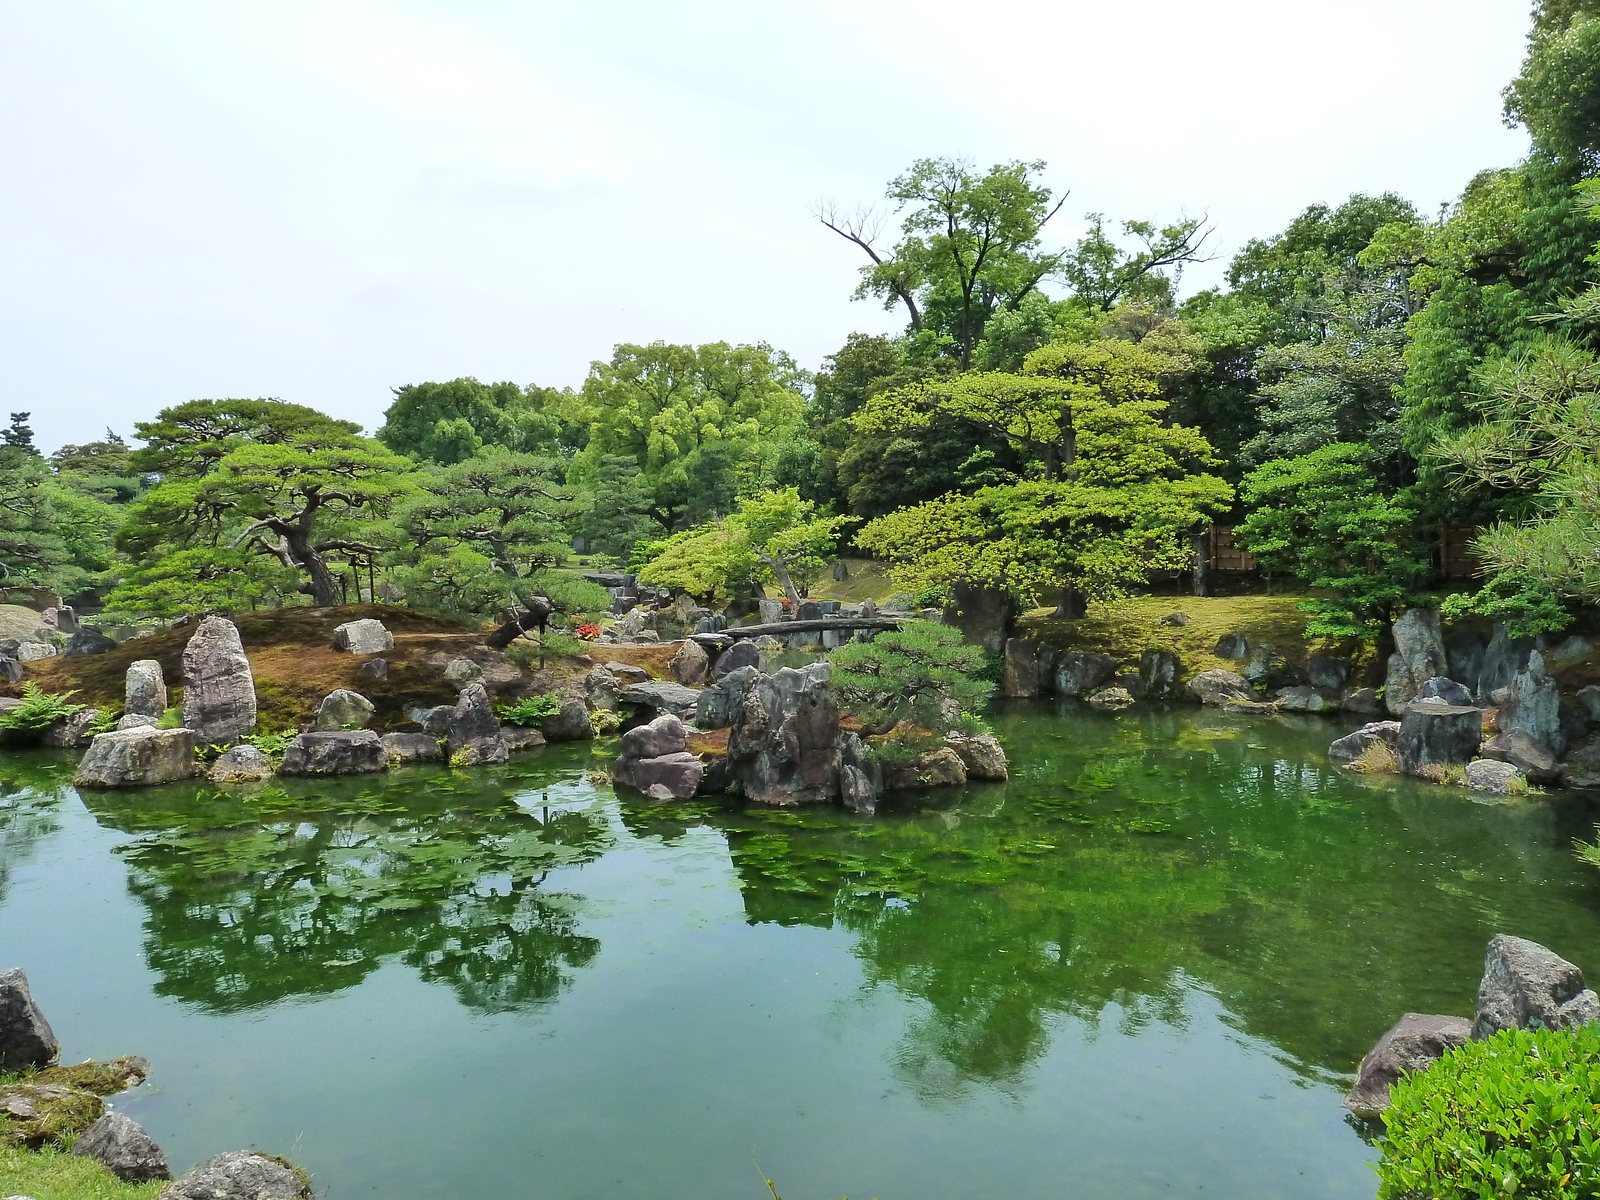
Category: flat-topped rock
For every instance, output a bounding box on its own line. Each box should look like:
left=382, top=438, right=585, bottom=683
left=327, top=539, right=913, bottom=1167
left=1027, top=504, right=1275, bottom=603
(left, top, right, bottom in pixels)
left=75, top=726, right=200, bottom=788
left=279, top=730, right=386, bottom=776
left=332, top=618, right=392, bottom=654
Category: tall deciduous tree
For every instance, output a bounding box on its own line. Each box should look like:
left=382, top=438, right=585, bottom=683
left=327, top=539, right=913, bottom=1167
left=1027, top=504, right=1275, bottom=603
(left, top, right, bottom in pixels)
left=377, top=378, right=573, bottom=465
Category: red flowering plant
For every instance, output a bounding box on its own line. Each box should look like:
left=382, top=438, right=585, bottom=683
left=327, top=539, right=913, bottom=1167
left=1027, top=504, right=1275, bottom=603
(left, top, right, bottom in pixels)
left=575, top=623, right=603, bottom=641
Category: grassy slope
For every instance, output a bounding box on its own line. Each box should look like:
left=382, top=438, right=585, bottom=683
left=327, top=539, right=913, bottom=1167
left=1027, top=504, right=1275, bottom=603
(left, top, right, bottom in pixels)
left=0, top=1143, right=165, bottom=1200
left=1016, top=594, right=1385, bottom=684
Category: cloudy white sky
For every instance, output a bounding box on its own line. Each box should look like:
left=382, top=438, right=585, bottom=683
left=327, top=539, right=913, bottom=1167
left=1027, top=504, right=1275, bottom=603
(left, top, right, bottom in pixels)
left=3, top=1, right=1532, bottom=453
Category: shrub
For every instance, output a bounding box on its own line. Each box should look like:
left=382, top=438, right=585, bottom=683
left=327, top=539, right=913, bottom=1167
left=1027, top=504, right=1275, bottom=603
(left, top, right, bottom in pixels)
left=0, top=683, right=83, bottom=733
left=1377, top=1025, right=1600, bottom=1199
left=497, top=694, right=563, bottom=727
left=828, top=620, right=992, bottom=736
left=242, top=729, right=298, bottom=760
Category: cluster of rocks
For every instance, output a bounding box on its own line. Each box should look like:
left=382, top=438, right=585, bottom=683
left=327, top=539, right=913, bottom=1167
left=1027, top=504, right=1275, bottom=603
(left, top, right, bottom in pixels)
left=64, top=615, right=594, bottom=790
left=1344, top=934, right=1600, bottom=1119
left=608, top=657, right=1007, bottom=812
left=0, top=602, right=130, bottom=682
left=1323, top=611, right=1600, bottom=795
left=0, top=968, right=310, bottom=1199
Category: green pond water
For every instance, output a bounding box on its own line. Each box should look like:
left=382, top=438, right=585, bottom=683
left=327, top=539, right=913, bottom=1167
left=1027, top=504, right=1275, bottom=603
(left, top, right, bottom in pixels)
left=5, top=702, right=1600, bottom=1200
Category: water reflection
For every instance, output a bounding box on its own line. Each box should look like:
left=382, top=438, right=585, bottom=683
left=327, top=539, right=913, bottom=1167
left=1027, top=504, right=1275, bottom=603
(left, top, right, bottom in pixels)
left=78, top=768, right=611, bottom=1014
left=0, top=755, right=72, bottom=906
left=29, top=701, right=1600, bottom=1110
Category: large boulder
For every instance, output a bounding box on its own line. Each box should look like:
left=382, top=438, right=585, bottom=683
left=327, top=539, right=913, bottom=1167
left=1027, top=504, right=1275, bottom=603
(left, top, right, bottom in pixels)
left=278, top=731, right=387, bottom=776
left=180, top=616, right=257, bottom=744
left=503, top=727, right=546, bottom=753
left=41, top=708, right=102, bottom=749
left=1385, top=608, right=1449, bottom=716
left=408, top=705, right=454, bottom=737
left=613, top=751, right=703, bottom=800
left=1480, top=730, right=1560, bottom=783
left=313, top=689, right=375, bottom=732
left=1187, top=669, right=1253, bottom=707
left=540, top=698, right=595, bottom=742
left=381, top=732, right=444, bottom=765
left=668, top=639, right=710, bottom=687
left=696, top=665, right=759, bottom=731
left=444, top=657, right=483, bottom=688
left=1465, top=759, right=1528, bottom=797
left=331, top=618, right=392, bottom=654
left=1000, top=638, right=1047, bottom=698
left=1397, top=700, right=1482, bottom=777
left=445, top=683, right=506, bottom=763
left=1561, top=732, right=1600, bottom=789
left=70, top=1112, right=171, bottom=1182
left=619, top=681, right=701, bottom=721
left=585, top=664, right=620, bottom=711
left=1139, top=649, right=1181, bottom=701
left=0, top=970, right=57, bottom=1073
left=1501, top=650, right=1563, bottom=757
left=1473, top=934, right=1600, bottom=1039
left=1342, top=1014, right=1473, bottom=1119
left=727, top=664, right=842, bottom=806
left=1213, top=633, right=1248, bottom=659
left=160, top=1151, right=310, bottom=1200
left=1053, top=651, right=1117, bottom=697
left=942, top=584, right=1013, bottom=656
left=10, top=641, right=56, bottom=662
left=64, top=627, right=117, bottom=657
left=1477, top=623, right=1533, bottom=703
left=124, top=660, right=167, bottom=719
left=945, top=733, right=1008, bottom=781
left=75, top=727, right=200, bottom=788
left=1273, top=685, right=1332, bottom=713
left=209, top=745, right=275, bottom=784
left=883, top=745, right=968, bottom=790
left=1328, top=721, right=1401, bottom=766
left=620, top=714, right=687, bottom=759
left=1415, top=676, right=1474, bottom=706
left=838, top=732, right=881, bottom=815
left=714, top=639, right=761, bottom=680
left=1307, top=654, right=1351, bottom=692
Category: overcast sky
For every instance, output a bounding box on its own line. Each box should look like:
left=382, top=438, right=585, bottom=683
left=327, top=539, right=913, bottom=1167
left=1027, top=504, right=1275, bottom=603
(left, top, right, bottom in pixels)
left=2, top=0, right=1532, bottom=453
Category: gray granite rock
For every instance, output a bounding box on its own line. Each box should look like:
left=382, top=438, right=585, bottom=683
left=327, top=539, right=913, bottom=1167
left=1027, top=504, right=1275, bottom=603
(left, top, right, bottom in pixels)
left=444, top=657, right=483, bottom=688
left=1480, top=730, right=1559, bottom=783
left=124, top=660, right=167, bottom=719
left=540, top=698, right=595, bottom=742
left=313, top=689, right=375, bottom=731
left=1213, top=633, right=1248, bottom=659
left=613, top=750, right=703, bottom=799
left=1343, top=1013, right=1473, bottom=1119
left=160, top=1151, right=310, bottom=1200
left=1415, top=676, right=1474, bottom=706
left=1273, top=685, right=1331, bottom=713
left=1477, top=623, right=1533, bottom=704
left=1465, top=759, right=1528, bottom=796
left=620, top=714, right=687, bottom=759
left=1306, top=654, right=1351, bottom=691
left=945, top=733, right=1008, bottom=780
left=1328, top=721, right=1401, bottom=766
left=1001, top=638, right=1047, bottom=698
left=356, top=658, right=388, bottom=683
left=65, top=627, right=117, bottom=657
left=1501, top=650, right=1563, bottom=756
left=278, top=730, right=387, bottom=776
left=1187, top=669, right=1253, bottom=706
left=331, top=618, right=392, bottom=654
left=0, top=969, right=57, bottom=1073
left=727, top=664, right=841, bottom=806
left=1562, top=732, right=1600, bottom=789
left=619, top=681, right=701, bottom=719
left=668, top=639, right=710, bottom=687
left=75, top=726, right=200, bottom=788
left=502, top=726, right=546, bottom=753
left=1397, top=700, right=1482, bottom=776
left=1053, top=651, right=1117, bottom=697
left=585, top=664, right=620, bottom=711
left=41, top=708, right=101, bottom=749
left=209, top=744, right=275, bottom=784
left=1385, top=608, right=1448, bottom=716
left=446, top=683, right=500, bottom=754
left=714, top=639, right=761, bottom=680
left=838, top=732, right=881, bottom=814
left=1139, top=649, right=1181, bottom=700
left=1473, top=934, right=1600, bottom=1039
left=1086, top=686, right=1135, bottom=711
left=180, top=616, right=256, bottom=744
left=70, top=1112, right=171, bottom=1182
left=381, top=732, right=444, bottom=764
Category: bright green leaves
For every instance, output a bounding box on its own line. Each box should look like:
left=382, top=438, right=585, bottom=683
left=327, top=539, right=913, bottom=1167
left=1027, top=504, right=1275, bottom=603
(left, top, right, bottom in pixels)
left=1378, top=1025, right=1600, bottom=1200
left=829, top=620, right=993, bottom=736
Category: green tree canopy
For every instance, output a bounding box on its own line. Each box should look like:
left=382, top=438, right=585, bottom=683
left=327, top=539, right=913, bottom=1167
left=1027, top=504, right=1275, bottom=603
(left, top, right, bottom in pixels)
left=377, top=378, right=574, bottom=465
left=829, top=620, right=993, bottom=737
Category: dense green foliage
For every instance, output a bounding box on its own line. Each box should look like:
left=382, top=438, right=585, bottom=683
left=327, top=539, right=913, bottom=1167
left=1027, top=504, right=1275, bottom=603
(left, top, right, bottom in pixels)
left=829, top=621, right=993, bottom=736
left=24, top=0, right=1600, bottom=653
left=1377, top=1025, right=1600, bottom=1200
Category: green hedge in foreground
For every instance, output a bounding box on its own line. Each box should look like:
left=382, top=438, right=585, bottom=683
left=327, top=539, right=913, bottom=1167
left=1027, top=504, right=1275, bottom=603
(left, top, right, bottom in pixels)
left=1379, top=1025, right=1600, bottom=1199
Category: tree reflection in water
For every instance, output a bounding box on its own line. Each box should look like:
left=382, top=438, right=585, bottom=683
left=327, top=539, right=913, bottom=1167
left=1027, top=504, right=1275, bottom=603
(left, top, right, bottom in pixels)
left=79, top=769, right=610, bottom=1014
left=0, top=755, right=73, bottom=907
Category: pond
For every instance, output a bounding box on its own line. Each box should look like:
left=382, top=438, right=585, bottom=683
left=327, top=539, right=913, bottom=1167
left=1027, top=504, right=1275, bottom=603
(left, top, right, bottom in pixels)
left=5, top=702, right=1600, bottom=1200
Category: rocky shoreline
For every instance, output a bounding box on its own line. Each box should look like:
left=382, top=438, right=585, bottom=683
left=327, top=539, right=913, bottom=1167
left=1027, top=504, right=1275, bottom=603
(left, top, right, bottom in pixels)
left=0, top=968, right=311, bottom=1199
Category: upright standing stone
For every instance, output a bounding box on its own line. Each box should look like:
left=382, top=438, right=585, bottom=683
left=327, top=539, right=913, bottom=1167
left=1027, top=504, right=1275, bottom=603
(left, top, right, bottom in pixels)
left=1385, top=608, right=1449, bottom=716
left=727, top=664, right=842, bottom=805
left=124, top=660, right=167, bottom=719
left=446, top=683, right=505, bottom=760
left=1501, top=649, right=1564, bottom=757
left=180, top=617, right=256, bottom=744
left=1473, top=934, right=1600, bottom=1039
left=668, top=639, right=710, bottom=687
left=713, top=640, right=760, bottom=679
left=0, top=969, right=58, bottom=1073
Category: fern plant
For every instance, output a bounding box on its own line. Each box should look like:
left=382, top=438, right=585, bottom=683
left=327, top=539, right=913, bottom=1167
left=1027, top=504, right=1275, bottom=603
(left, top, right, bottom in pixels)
left=496, top=694, right=563, bottom=727
left=0, top=683, right=84, bottom=732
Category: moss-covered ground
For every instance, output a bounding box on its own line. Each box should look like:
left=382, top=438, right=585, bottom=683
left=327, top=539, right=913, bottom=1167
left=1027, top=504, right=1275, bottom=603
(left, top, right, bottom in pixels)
left=1016, top=594, right=1385, bottom=684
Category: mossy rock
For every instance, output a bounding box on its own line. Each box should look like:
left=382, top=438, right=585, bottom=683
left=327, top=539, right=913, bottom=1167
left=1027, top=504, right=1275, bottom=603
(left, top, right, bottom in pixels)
left=25, top=1056, right=150, bottom=1096
left=0, top=1082, right=104, bottom=1146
